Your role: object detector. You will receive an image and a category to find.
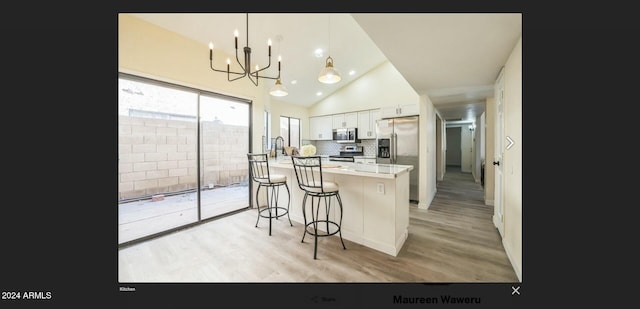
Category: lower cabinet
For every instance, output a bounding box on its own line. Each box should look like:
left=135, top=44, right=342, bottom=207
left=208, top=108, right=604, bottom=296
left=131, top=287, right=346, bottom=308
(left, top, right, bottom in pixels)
left=354, top=158, right=376, bottom=164
left=266, top=164, right=410, bottom=256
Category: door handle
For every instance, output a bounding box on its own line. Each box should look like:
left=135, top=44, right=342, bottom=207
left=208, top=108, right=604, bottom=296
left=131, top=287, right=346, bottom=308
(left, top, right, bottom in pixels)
left=493, top=161, right=500, bottom=166
left=393, top=133, right=398, bottom=163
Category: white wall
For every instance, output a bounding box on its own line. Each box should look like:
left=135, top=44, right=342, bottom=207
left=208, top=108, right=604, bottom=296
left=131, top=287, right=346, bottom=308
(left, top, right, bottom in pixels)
left=460, top=124, right=473, bottom=173
left=435, top=113, right=445, bottom=181
left=474, top=114, right=483, bottom=183
left=418, top=95, right=437, bottom=209
left=484, top=98, right=495, bottom=205
left=460, top=125, right=472, bottom=173
left=118, top=14, right=267, bottom=155
left=480, top=112, right=486, bottom=164
left=308, top=61, right=419, bottom=116
left=267, top=98, right=310, bottom=141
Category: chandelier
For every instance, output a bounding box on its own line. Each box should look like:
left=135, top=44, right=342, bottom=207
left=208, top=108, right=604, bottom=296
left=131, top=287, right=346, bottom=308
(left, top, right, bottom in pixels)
left=208, top=13, right=287, bottom=96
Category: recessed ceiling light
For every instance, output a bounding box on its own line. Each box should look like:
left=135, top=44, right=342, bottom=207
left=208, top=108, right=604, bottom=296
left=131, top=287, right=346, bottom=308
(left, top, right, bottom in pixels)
left=316, top=91, right=323, bottom=96
left=349, top=70, right=356, bottom=76
left=314, top=48, right=324, bottom=58
left=291, top=80, right=297, bottom=85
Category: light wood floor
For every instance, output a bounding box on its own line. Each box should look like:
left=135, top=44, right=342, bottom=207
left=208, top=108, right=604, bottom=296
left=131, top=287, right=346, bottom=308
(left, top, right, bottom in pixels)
left=118, top=166, right=518, bottom=282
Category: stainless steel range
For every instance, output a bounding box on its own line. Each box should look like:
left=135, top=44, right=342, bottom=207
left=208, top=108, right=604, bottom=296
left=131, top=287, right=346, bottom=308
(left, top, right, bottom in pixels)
left=328, top=145, right=363, bottom=162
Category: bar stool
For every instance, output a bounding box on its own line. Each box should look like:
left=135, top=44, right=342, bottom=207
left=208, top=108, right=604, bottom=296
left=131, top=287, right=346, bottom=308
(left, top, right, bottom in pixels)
left=247, top=153, right=292, bottom=236
left=291, top=155, right=346, bottom=259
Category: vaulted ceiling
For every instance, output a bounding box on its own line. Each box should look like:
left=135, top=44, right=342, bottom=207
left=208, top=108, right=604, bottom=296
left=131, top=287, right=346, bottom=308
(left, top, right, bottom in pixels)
left=129, top=13, right=521, bottom=122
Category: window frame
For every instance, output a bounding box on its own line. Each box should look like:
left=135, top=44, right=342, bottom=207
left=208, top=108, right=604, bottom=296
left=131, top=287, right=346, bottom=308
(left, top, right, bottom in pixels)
left=279, top=115, right=300, bottom=149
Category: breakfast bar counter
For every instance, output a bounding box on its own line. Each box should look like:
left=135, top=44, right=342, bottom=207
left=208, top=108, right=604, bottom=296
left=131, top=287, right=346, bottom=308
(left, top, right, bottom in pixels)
left=259, top=157, right=413, bottom=256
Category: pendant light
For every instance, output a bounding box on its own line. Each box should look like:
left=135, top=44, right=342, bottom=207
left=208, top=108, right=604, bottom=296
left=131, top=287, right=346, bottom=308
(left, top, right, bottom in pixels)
left=269, top=72, right=288, bottom=96
left=269, top=36, right=288, bottom=97
left=318, top=14, right=341, bottom=84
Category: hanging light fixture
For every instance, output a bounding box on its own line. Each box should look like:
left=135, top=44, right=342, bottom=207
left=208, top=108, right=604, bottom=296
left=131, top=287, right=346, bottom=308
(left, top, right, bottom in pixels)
left=208, top=13, right=286, bottom=96
left=269, top=65, right=288, bottom=96
left=269, top=36, right=288, bottom=97
left=318, top=14, right=341, bottom=84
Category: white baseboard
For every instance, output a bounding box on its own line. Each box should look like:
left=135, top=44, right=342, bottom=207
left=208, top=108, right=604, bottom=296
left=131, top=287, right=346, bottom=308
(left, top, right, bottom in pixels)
left=341, top=229, right=404, bottom=257
left=292, top=216, right=405, bottom=257
left=418, top=188, right=436, bottom=210
left=492, top=214, right=503, bottom=234
left=502, top=238, right=522, bottom=282
left=394, top=229, right=409, bottom=256
left=341, top=229, right=364, bottom=245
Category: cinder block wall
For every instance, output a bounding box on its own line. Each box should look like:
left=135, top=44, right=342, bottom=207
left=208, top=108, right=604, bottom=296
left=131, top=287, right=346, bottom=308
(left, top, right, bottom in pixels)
left=118, top=116, right=249, bottom=200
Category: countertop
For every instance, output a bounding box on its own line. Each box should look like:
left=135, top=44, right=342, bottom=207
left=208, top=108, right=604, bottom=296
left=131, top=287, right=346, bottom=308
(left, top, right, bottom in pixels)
left=269, top=157, right=413, bottom=179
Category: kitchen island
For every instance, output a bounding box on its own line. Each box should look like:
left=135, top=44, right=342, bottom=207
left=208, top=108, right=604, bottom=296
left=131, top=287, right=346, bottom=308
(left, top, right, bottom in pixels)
left=260, top=157, right=413, bottom=257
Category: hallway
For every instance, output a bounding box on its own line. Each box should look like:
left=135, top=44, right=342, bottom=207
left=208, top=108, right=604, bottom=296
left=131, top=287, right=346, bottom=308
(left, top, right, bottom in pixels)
left=404, top=165, right=517, bottom=281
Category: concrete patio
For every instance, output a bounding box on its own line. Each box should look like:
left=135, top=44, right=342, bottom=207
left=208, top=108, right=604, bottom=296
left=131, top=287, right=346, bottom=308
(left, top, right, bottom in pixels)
left=118, top=183, right=250, bottom=244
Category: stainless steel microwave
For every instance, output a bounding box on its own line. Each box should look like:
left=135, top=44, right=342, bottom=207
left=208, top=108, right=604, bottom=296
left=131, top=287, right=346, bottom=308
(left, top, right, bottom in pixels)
left=333, top=128, right=360, bottom=143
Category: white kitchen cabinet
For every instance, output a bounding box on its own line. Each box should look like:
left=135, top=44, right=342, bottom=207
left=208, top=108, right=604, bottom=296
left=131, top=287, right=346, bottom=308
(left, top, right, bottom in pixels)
left=357, top=109, right=380, bottom=139
left=332, top=112, right=358, bottom=129
left=370, top=109, right=381, bottom=126
left=345, top=112, right=358, bottom=128
left=309, top=115, right=333, bottom=140
left=269, top=161, right=411, bottom=256
left=380, top=103, right=419, bottom=119
left=354, top=157, right=376, bottom=164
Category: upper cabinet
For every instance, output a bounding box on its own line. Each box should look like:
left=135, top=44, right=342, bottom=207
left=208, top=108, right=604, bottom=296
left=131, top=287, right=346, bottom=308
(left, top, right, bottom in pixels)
left=309, top=115, right=333, bottom=140
left=332, top=112, right=358, bottom=129
left=357, top=109, right=380, bottom=139
left=309, top=109, right=381, bottom=140
left=380, top=103, right=419, bottom=119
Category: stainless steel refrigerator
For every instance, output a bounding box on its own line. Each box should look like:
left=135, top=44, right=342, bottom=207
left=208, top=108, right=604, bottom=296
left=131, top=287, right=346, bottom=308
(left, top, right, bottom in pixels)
left=376, top=116, right=419, bottom=203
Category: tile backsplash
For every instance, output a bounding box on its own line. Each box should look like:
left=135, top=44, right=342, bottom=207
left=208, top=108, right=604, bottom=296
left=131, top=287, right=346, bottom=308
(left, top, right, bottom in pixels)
left=308, top=139, right=376, bottom=156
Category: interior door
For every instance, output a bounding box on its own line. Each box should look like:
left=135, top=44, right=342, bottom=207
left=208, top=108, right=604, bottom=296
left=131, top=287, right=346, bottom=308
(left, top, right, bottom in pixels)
left=493, top=68, right=505, bottom=236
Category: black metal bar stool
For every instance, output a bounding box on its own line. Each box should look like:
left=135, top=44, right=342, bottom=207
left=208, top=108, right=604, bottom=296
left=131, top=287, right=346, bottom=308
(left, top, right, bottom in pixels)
left=291, top=155, right=346, bottom=259
left=247, top=153, right=292, bottom=236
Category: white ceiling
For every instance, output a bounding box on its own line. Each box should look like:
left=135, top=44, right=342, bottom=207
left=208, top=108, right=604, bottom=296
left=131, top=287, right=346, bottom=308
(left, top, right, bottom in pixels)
left=129, top=13, right=521, bottom=122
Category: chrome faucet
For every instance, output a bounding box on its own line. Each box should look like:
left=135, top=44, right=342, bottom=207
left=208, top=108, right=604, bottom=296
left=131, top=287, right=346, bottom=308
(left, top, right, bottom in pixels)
left=274, top=136, right=285, bottom=158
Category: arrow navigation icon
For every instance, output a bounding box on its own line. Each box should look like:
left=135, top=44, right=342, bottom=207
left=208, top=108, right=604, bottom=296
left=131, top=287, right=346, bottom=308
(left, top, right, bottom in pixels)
left=506, top=136, right=514, bottom=150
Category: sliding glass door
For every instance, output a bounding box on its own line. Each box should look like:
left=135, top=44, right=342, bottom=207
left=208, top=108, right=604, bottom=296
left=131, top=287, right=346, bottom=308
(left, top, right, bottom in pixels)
left=199, top=95, right=250, bottom=219
left=118, top=73, right=250, bottom=245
